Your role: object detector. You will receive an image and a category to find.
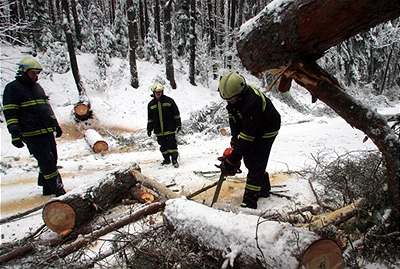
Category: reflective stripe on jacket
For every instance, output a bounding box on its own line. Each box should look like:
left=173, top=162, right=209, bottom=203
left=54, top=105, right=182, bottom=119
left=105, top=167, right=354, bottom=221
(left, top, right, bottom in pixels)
left=147, top=95, right=181, bottom=136
left=2, top=75, right=59, bottom=137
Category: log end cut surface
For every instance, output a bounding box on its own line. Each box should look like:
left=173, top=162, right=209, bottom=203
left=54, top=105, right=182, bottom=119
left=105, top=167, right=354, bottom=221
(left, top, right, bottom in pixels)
left=93, top=141, right=109, bottom=153
left=74, top=103, right=90, bottom=117
left=43, top=201, right=76, bottom=235
left=300, top=239, right=344, bottom=269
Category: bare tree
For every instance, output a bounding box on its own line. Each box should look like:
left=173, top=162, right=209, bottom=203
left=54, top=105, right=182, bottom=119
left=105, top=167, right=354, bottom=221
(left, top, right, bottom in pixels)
left=154, top=0, right=162, bottom=43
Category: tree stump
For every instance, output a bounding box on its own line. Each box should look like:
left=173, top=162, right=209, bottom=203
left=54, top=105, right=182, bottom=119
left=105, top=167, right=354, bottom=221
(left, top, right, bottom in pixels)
left=84, top=129, right=109, bottom=153
left=73, top=100, right=92, bottom=121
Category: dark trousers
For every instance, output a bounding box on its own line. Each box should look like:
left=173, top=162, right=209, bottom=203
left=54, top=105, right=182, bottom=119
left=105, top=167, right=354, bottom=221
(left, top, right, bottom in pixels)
left=25, top=134, right=64, bottom=194
left=242, top=137, right=276, bottom=207
left=157, top=134, right=178, bottom=161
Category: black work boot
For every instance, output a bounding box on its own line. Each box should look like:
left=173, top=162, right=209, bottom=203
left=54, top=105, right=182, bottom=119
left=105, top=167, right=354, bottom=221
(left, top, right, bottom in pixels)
left=240, top=189, right=259, bottom=209
left=171, top=153, right=179, bottom=168
left=161, top=154, right=171, bottom=165
left=259, top=172, right=271, bottom=198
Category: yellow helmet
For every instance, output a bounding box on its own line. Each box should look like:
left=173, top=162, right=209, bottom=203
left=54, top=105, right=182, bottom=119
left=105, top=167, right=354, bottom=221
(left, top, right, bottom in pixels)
left=218, top=71, right=246, bottom=100
left=151, top=83, right=164, bottom=92
left=18, top=56, right=42, bottom=73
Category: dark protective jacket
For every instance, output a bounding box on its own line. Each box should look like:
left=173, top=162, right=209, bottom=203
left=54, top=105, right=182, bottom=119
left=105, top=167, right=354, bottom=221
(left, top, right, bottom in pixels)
left=3, top=75, right=60, bottom=138
left=227, top=85, right=281, bottom=162
left=147, top=94, right=181, bottom=136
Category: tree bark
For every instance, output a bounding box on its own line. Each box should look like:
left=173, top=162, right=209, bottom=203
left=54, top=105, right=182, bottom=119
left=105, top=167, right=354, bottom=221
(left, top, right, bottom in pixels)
left=237, top=0, right=400, bottom=74
left=127, top=0, right=139, bottom=88
left=69, top=0, right=82, bottom=49
left=188, top=0, right=196, bottom=85
left=163, top=0, right=177, bottom=89
left=154, top=0, right=161, bottom=42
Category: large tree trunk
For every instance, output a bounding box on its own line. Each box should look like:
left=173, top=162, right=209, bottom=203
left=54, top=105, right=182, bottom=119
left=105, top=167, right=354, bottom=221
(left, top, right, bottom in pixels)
left=236, top=0, right=400, bottom=222
left=164, top=198, right=344, bottom=269
left=188, top=0, right=196, bottom=86
left=237, top=0, right=400, bottom=74
left=41, top=164, right=178, bottom=235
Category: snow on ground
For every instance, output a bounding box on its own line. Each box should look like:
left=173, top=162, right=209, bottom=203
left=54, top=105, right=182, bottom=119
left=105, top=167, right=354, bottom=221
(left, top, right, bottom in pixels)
left=1, top=45, right=399, bottom=267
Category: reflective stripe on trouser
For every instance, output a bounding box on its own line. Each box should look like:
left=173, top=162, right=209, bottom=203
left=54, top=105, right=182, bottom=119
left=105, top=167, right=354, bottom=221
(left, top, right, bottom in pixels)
left=242, top=136, right=276, bottom=204
left=24, top=134, right=64, bottom=192
left=157, top=134, right=178, bottom=161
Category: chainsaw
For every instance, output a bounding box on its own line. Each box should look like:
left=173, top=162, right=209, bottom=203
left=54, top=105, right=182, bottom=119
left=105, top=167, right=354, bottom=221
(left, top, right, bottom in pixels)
left=211, top=147, right=241, bottom=207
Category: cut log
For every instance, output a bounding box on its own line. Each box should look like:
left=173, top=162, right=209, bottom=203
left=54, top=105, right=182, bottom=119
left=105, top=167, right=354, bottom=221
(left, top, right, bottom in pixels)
left=41, top=165, right=177, bottom=235
left=84, top=129, right=109, bottom=153
left=164, top=198, right=344, bottom=269
left=73, top=100, right=92, bottom=121
left=42, top=164, right=141, bottom=234
left=237, top=0, right=400, bottom=73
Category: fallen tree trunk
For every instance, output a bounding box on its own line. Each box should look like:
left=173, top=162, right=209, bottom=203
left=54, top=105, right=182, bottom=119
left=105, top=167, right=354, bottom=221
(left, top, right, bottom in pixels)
left=164, top=198, right=344, bottom=269
left=237, top=0, right=400, bottom=73
left=46, top=202, right=164, bottom=262
left=41, top=164, right=176, bottom=235
left=84, top=129, right=109, bottom=153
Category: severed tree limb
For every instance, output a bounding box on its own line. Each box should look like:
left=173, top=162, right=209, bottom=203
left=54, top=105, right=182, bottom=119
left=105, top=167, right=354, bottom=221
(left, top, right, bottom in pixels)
left=0, top=204, right=44, bottom=225
left=45, top=201, right=165, bottom=262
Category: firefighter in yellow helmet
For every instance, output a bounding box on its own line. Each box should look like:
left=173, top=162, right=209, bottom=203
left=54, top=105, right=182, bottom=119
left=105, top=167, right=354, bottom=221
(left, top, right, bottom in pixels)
left=218, top=71, right=281, bottom=209
left=2, top=56, right=66, bottom=196
left=147, top=83, right=182, bottom=168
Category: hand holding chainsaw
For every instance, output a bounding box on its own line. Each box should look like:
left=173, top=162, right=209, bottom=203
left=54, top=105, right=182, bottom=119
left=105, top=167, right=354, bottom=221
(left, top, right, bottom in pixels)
left=216, top=147, right=241, bottom=176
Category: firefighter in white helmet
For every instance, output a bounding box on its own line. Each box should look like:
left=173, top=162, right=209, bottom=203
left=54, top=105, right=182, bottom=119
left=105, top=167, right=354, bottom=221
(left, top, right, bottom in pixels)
left=147, top=83, right=182, bottom=168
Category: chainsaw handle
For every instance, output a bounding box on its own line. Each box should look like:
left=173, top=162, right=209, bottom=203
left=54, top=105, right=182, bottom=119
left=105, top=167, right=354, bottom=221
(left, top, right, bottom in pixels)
left=215, top=164, right=242, bottom=174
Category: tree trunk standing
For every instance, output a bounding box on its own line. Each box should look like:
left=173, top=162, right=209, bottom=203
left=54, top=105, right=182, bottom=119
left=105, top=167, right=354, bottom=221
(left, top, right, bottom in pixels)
left=55, top=0, right=61, bottom=22
left=63, top=23, right=85, bottom=95
left=237, top=0, right=244, bottom=27
left=163, top=0, right=177, bottom=89
left=138, top=0, right=145, bottom=42
left=379, top=45, right=394, bottom=95
left=154, top=0, right=162, bottom=43
left=16, top=0, right=26, bottom=21
left=237, top=0, right=400, bottom=74
left=61, top=0, right=71, bottom=23
left=110, top=0, right=116, bottom=23
left=229, top=0, right=236, bottom=29
left=207, top=0, right=217, bottom=79
left=144, top=0, right=149, bottom=38
left=70, top=0, right=82, bottom=49
left=48, top=0, right=55, bottom=24
left=188, top=0, right=196, bottom=85
left=127, top=0, right=139, bottom=88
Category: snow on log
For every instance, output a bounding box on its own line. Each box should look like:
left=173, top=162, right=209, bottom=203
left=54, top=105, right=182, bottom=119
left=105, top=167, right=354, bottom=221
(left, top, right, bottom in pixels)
left=237, top=0, right=400, bottom=74
left=164, top=198, right=344, bottom=269
left=84, top=129, right=109, bottom=153
left=42, top=164, right=178, bottom=235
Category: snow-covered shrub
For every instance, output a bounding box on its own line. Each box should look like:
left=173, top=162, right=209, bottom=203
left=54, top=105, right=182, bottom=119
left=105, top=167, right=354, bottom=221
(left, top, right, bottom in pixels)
left=143, top=32, right=163, bottom=63
left=42, top=41, right=69, bottom=74
left=187, top=101, right=228, bottom=135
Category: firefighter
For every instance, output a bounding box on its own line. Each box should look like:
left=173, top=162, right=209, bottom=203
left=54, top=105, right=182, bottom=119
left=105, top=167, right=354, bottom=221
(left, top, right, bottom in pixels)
left=218, top=71, right=281, bottom=209
left=2, top=56, right=66, bottom=196
left=147, top=83, right=182, bottom=168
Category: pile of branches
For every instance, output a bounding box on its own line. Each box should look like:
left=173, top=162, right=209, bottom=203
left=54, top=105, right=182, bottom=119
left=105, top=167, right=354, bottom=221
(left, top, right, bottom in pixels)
left=303, top=150, right=400, bottom=267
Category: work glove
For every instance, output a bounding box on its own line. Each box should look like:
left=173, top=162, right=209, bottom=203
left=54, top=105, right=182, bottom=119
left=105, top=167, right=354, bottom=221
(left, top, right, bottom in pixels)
left=147, top=130, right=152, bottom=137
left=230, top=136, right=239, bottom=148
left=11, top=134, right=24, bottom=148
left=218, top=157, right=241, bottom=176
left=55, top=126, right=63, bottom=138
left=176, top=126, right=182, bottom=134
